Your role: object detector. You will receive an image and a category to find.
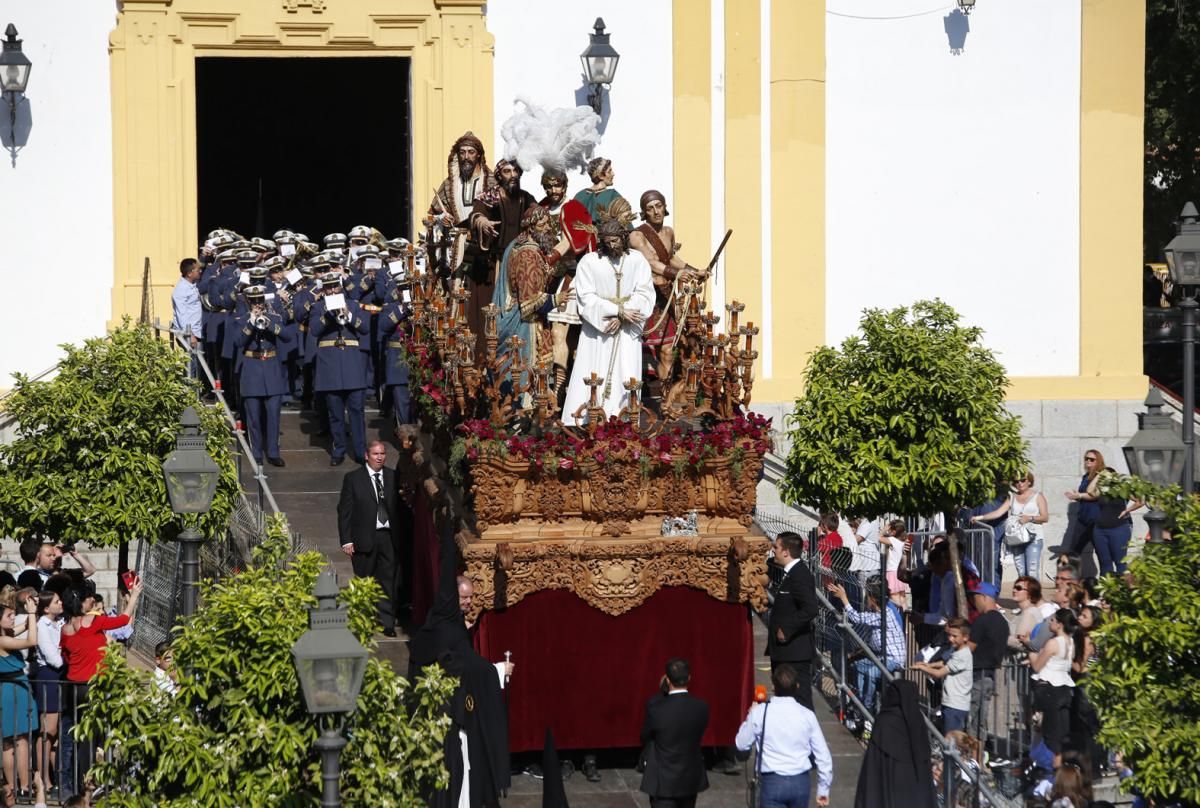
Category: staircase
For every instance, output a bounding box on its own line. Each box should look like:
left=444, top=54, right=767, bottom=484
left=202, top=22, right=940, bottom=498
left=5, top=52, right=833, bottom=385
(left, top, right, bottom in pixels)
left=239, top=405, right=409, bottom=673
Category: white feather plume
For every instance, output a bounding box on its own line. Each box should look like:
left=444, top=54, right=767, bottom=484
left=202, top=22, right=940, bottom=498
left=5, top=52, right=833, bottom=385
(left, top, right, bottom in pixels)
left=500, top=97, right=602, bottom=173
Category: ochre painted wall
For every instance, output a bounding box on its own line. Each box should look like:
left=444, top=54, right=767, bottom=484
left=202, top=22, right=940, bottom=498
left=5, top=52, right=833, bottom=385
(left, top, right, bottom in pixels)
left=108, top=0, right=493, bottom=330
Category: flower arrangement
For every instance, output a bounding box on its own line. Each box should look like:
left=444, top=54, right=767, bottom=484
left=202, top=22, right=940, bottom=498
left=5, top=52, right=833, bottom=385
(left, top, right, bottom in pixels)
left=456, top=413, right=773, bottom=480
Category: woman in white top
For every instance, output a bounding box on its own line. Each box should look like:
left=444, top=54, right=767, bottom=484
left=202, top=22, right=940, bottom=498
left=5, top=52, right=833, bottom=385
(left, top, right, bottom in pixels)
left=33, top=590, right=65, bottom=789
left=970, top=472, right=1049, bottom=580
left=1028, top=608, right=1077, bottom=767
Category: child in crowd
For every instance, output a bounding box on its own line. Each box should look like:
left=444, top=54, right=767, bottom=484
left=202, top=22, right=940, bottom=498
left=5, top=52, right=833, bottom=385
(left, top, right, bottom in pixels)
left=153, top=640, right=177, bottom=695
left=913, top=616, right=973, bottom=734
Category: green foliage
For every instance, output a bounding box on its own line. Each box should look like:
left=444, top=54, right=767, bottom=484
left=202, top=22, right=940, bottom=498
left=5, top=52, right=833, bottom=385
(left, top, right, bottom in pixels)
left=78, top=515, right=456, bottom=806
left=1145, top=0, right=1200, bottom=259
left=1086, top=473, right=1200, bottom=804
left=0, top=320, right=238, bottom=546
left=780, top=300, right=1027, bottom=517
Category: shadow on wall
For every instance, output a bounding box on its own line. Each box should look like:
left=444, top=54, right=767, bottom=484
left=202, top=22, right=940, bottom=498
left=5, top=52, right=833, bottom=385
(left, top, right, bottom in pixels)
left=0, top=96, right=32, bottom=166
left=944, top=9, right=970, bottom=55
left=574, top=74, right=611, bottom=135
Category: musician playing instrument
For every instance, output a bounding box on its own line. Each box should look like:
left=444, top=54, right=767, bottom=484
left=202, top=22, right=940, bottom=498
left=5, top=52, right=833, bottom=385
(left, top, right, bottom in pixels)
left=628, top=190, right=706, bottom=389
left=306, top=272, right=370, bottom=466
left=233, top=285, right=288, bottom=468
left=561, top=219, right=655, bottom=423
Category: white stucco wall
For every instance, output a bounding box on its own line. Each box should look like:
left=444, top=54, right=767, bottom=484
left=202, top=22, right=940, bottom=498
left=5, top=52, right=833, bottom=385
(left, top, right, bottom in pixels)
left=825, top=0, right=1081, bottom=377
left=486, top=0, right=673, bottom=212
left=0, top=4, right=115, bottom=386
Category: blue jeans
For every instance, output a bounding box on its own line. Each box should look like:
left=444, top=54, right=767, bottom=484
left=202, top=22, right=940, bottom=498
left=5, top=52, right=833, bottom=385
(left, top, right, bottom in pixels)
left=942, top=706, right=968, bottom=734
left=1012, top=537, right=1044, bottom=580
left=759, top=770, right=811, bottom=808
left=854, top=657, right=902, bottom=714
left=1093, top=524, right=1131, bottom=575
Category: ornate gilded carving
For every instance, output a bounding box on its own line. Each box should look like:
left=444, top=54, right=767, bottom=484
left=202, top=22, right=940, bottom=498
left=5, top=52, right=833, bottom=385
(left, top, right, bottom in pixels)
left=462, top=454, right=759, bottom=538
left=463, top=533, right=771, bottom=618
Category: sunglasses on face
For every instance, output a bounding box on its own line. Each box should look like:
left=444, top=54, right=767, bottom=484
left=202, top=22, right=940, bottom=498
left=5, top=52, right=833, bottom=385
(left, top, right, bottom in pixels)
left=1013, top=585, right=1027, bottom=591
left=1084, top=456, right=1097, bottom=462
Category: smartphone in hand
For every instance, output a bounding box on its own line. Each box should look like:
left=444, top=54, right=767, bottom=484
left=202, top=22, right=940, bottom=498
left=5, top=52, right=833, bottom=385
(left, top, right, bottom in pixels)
left=121, top=571, right=140, bottom=590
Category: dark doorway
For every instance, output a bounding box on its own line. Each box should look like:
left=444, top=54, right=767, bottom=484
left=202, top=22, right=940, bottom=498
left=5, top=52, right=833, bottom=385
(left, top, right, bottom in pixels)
left=195, top=56, right=411, bottom=246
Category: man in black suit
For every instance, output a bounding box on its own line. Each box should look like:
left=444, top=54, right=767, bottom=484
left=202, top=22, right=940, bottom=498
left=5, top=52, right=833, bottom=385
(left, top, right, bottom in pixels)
left=338, top=440, right=404, bottom=636
left=639, top=658, right=710, bottom=808
left=766, top=531, right=820, bottom=710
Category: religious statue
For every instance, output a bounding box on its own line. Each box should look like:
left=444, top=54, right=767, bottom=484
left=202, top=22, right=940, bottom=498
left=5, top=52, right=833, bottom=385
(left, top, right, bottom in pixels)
left=628, top=190, right=706, bottom=392
left=561, top=219, right=656, bottom=423
left=492, top=205, right=573, bottom=398
left=427, top=132, right=496, bottom=279
left=539, top=167, right=597, bottom=400
left=573, top=157, right=625, bottom=224
left=464, top=159, right=537, bottom=363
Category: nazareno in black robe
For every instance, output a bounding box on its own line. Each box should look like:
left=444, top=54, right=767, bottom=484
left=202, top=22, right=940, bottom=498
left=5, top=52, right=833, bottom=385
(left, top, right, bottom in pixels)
left=409, top=520, right=510, bottom=808
left=854, top=679, right=938, bottom=808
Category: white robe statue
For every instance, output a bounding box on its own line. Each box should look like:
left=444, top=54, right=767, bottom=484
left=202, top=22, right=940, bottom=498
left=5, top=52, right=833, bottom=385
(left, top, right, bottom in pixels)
left=562, top=249, right=656, bottom=423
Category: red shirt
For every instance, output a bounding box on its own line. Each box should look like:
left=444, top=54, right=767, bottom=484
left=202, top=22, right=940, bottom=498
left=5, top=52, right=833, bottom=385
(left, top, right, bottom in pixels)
left=817, top=530, right=843, bottom=568
left=61, top=614, right=129, bottom=683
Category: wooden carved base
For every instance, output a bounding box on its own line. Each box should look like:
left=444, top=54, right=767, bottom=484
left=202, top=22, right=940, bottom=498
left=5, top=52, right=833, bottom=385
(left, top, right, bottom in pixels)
left=463, top=527, right=772, bottom=618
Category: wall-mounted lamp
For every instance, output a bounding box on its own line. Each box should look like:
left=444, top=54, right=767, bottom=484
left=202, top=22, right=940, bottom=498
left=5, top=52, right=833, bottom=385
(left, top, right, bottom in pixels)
left=1, top=24, right=31, bottom=167
left=580, top=18, right=619, bottom=116
left=957, top=0, right=977, bottom=13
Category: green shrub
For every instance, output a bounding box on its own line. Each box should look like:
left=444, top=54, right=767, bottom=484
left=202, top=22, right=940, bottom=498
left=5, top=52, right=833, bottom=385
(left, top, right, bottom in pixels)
left=0, top=320, right=238, bottom=545
left=79, top=518, right=455, bottom=806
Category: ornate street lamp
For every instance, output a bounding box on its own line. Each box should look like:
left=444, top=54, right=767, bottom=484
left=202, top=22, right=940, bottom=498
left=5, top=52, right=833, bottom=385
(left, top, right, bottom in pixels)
left=161, top=406, right=219, bottom=617
left=1163, top=202, right=1200, bottom=493
left=1, top=23, right=31, bottom=166
left=1123, top=387, right=1185, bottom=543
left=580, top=18, right=619, bottom=116
left=292, top=571, right=368, bottom=808
left=957, top=0, right=977, bottom=13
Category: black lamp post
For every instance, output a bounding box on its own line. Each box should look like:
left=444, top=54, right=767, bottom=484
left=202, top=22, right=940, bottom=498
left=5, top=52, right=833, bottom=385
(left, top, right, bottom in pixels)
left=1163, top=202, right=1200, bottom=493
left=292, top=571, right=368, bottom=808
left=161, top=406, right=219, bottom=617
left=580, top=18, right=619, bottom=116
left=1, top=23, right=31, bottom=166
left=1123, top=387, right=1186, bottom=544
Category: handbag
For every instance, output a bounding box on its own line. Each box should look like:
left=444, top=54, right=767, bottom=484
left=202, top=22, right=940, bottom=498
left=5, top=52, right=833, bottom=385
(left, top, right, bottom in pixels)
left=1004, top=502, right=1035, bottom=548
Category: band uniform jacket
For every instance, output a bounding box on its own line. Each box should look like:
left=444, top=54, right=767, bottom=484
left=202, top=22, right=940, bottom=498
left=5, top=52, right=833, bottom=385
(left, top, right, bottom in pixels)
left=639, top=691, right=710, bottom=799
left=766, top=562, right=820, bottom=663
left=336, top=464, right=401, bottom=557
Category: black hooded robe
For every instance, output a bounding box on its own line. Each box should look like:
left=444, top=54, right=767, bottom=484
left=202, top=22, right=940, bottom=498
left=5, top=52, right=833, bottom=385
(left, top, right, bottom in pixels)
left=410, top=518, right=510, bottom=808
left=854, top=679, right=938, bottom=808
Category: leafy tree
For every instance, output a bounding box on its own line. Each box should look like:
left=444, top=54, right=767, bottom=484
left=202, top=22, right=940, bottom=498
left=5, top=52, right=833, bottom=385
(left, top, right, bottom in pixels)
left=78, top=516, right=456, bottom=806
left=780, top=299, right=1027, bottom=520
left=1145, top=0, right=1200, bottom=259
left=1087, top=473, right=1200, bottom=805
left=0, top=320, right=238, bottom=546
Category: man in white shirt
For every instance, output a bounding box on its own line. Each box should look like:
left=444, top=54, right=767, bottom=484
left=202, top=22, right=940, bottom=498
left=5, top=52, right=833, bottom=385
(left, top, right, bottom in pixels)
left=735, top=663, right=833, bottom=807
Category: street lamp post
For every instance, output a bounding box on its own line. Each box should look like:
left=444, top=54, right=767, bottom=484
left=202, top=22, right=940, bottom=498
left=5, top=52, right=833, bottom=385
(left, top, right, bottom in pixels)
left=291, top=571, right=368, bottom=808
left=1163, top=202, right=1200, bottom=492
left=161, top=406, right=220, bottom=617
left=580, top=18, right=620, bottom=116
left=1123, top=387, right=1186, bottom=543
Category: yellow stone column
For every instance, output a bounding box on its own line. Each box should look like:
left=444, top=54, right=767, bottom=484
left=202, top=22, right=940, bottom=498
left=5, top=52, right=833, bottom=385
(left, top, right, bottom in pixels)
left=672, top=0, right=712, bottom=284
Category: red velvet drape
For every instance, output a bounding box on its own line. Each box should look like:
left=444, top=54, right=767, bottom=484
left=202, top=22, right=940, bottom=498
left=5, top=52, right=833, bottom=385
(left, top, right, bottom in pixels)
left=409, top=493, right=439, bottom=627
left=475, top=587, right=754, bottom=752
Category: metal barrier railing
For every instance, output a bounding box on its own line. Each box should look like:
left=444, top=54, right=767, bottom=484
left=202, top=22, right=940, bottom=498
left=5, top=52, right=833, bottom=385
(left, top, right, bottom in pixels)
left=752, top=508, right=1022, bottom=808
left=0, top=676, right=119, bottom=804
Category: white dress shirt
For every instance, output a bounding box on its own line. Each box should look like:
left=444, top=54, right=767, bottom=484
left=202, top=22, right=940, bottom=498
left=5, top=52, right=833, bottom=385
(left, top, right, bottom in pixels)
left=735, top=697, right=833, bottom=798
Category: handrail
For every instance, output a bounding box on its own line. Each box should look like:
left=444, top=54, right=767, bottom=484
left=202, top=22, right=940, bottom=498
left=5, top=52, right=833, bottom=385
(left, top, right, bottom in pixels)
left=150, top=319, right=282, bottom=516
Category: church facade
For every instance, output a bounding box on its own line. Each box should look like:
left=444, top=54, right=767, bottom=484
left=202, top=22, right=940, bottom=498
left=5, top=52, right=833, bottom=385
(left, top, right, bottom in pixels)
left=1, top=0, right=1146, bottom=526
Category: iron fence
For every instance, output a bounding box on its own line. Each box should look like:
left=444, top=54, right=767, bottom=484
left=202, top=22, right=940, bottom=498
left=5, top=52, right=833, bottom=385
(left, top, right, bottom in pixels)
left=752, top=507, right=1023, bottom=808
left=0, top=676, right=125, bottom=804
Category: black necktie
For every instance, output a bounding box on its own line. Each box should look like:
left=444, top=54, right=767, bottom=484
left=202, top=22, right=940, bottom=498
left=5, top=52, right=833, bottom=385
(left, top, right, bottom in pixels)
left=374, top=472, right=388, bottom=526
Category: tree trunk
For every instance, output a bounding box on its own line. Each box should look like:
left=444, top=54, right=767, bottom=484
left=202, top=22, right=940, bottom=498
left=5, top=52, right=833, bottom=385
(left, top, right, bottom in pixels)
left=945, top=509, right=969, bottom=618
